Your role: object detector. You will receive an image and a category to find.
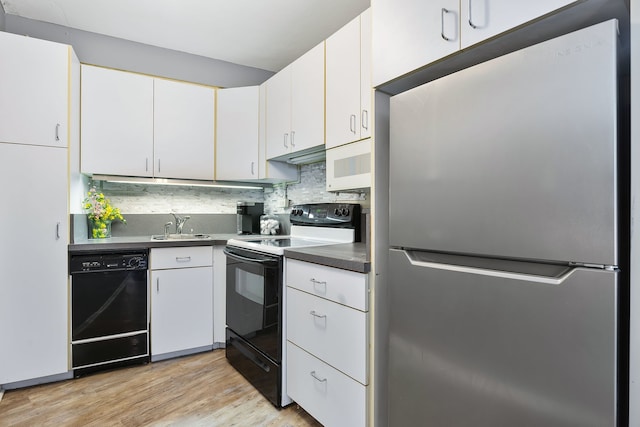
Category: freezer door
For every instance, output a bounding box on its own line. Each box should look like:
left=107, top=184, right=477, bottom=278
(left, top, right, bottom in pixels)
left=388, top=249, right=617, bottom=427
left=389, top=20, right=618, bottom=266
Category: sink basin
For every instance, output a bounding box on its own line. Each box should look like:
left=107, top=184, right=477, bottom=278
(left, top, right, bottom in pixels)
left=151, top=233, right=211, bottom=241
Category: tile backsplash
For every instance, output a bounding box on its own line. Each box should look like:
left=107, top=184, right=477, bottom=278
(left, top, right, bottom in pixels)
left=89, top=161, right=368, bottom=216
left=264, top=162, right=368, bottom=214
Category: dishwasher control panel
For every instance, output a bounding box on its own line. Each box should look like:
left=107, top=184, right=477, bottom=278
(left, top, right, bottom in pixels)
left=70, top=252, right=148, bottom=273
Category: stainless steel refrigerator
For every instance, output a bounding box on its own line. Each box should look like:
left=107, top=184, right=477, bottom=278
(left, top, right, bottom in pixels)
left=388, top=20, right=621, bottom=427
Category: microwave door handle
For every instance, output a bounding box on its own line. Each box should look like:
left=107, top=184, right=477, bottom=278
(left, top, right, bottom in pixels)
left=223, top=248, right=278, bottom=266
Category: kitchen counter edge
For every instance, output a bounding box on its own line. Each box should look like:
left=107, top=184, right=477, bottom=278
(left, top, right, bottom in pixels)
left=68, top=233, right=244, bottom=253
left=284, top=243, right=370, bottom=273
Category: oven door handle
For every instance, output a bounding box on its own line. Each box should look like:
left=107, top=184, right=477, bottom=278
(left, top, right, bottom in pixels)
left=223, top=248, right=279, bottom=266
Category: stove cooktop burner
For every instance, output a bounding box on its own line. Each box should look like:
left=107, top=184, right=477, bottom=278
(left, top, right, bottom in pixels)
left=227, top=203, right=361, bottom=255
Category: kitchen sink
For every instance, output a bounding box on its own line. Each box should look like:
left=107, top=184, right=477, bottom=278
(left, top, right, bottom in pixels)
left=151, top=233, right=212, bottom=241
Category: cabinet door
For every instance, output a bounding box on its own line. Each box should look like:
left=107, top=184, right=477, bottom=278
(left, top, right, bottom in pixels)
left=360, top=8, right=372, bottom=141
left=265, top=65, right=292, bottom=160
left=217, top=86, right=259, bottom=180
left=259, top=84, right=298, bottom=182
left=151, top=267, right=213, bottom=356
left=81, top=65, right=154, bottom=176
left=287, top=342, right=367, bottom=427
left=287, top=287, right=369, bottom=384
left=290, top=41, right=325, bottom=153
left=460, top=0, right=577, bottom=48
left=0, top=143, right=68, bottom=384
left=372, top=0, right=459, bottom=87
left=154, top=79, right=215, bottom=180
left=326, top=15, right=361, bottom=150
left=0, top=32, right=69, bottom=147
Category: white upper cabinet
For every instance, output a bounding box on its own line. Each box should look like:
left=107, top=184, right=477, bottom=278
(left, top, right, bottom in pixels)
left=81, top=65, right=216, bottom=180
left=266, top=64, right=294, bottom=160
left=0, top=32, right=70, bottom=147
left=290, top=42, right=325, bottom=154
left=326, top=11, right=368, bottom=149
left=154, top=79, right=215, bottom=180
left=266, top=42, right=325, bottom=160
left=216, top=86, right=260, bottom=180
left=81, top=64, right=154, bottom=177
left=460, top=0, right=577, bottom=48
left=258, top=83, right=298, bottom=182
left=372, top=0, right=577, bottom=87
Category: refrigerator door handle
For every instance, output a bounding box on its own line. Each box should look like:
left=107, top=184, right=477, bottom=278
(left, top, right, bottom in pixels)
left=402, top=250, right=578, bottom=286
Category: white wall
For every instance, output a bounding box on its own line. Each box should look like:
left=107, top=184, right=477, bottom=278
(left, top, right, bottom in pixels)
left=629, top=0, right=639, bottom=424
left=4, top=15, right=272, bottom=88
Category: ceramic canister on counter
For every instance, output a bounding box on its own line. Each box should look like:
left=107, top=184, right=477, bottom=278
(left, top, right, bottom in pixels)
left=260, top=214, right=280, bottom=235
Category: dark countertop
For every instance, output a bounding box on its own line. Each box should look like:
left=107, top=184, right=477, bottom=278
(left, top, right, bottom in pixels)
left=68, top=233, right=243, bottom=253
left=284, top=243, right=371, bottom=273
left=70, top=236, right=371, bottom=274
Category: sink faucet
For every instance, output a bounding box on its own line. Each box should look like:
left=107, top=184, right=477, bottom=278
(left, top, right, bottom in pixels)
left=171, top=213, right=191, bottom=234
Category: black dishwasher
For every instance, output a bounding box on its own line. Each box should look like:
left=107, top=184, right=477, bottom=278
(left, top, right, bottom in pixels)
left=69, top=251, right=149, bottom=376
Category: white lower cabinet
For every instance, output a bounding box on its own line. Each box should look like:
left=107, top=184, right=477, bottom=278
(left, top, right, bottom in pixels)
left=285, top=259, right=369, bottom=427
left=0, top=143, right=69, bottom=385
left=150, top=247, right=213, bottom=359
left=287, top=287, right=368, bottom=384
left=287, top=342, right=367, bottom=427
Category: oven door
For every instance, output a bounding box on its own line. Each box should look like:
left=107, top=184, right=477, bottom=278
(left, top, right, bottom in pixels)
left=224, top=246, right=282, bottom=363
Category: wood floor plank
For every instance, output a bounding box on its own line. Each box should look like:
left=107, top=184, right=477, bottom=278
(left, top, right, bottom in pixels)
left=0, top=350, right=322, bottom=427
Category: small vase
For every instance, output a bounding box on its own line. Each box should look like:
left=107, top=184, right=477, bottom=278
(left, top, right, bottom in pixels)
left=90, top=219, right=112, bottom=239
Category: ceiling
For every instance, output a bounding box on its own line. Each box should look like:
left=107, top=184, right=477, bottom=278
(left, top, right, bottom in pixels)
left=0, top=0, right=370, bottom=72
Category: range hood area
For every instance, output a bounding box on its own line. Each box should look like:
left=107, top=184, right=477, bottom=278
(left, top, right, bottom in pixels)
left=269, top=145, right=326, bottom=165
left=90, top=174, right=267, bottom=190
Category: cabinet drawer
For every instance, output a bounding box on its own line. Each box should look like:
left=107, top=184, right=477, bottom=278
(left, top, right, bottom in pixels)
left=287, top=287, right=368, bottom=384
left=287, top=342, right=367, bottom=427
left=150, top=246, right=213, bottom=269
left=286, top=258, right=368, bottom=311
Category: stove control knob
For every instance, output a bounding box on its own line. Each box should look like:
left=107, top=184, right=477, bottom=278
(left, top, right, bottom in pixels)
left=334, top=208, right=342, bottom=217
left=341, top=208, right=350, bottom=217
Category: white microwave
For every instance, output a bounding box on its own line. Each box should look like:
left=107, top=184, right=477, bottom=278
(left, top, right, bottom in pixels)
left=326, top=138, right=372, bottom=192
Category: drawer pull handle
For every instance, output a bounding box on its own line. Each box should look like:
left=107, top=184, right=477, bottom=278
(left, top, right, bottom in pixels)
left=176, top=256, right=192, bottom=262
left=310, top=310, right=326, bottom=319
left=310, top=371, right=327, bottom=383
left=310, top=278, right=327, bottom=292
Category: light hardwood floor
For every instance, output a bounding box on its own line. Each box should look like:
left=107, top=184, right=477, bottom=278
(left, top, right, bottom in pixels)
left=0, top=350, right=322, bottom=427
